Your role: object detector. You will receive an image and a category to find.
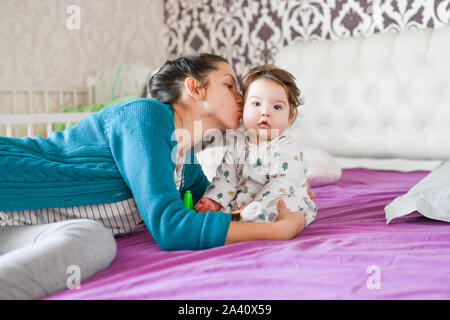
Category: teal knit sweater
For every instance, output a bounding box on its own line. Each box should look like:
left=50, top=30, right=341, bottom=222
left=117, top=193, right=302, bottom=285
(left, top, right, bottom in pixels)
left=0, top=98, right=232, bottom=251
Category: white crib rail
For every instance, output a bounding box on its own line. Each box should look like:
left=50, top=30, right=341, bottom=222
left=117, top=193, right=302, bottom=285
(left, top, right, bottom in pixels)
left=0, top=81, right=96, bottom=138
left=0, top=86, right=93, bottom=113
left=0, top=113, right=93, bottom=137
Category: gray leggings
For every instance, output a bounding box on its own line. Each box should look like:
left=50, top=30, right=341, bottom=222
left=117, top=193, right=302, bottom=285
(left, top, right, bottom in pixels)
left=0, top=219, right=117, bottom=299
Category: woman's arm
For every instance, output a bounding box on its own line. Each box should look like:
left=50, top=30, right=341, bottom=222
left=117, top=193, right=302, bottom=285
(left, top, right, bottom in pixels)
left=225, top=199, right=306, bottom=244
left=106, top=100, right=231, bottom=251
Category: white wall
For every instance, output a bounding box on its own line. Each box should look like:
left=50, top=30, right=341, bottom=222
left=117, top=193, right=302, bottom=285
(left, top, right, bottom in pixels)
left=0, top=0, right=167, bottom=88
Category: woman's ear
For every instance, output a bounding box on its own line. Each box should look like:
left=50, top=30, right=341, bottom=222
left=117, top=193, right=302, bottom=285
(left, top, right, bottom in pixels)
left=184, top=77, right=206, bottom=101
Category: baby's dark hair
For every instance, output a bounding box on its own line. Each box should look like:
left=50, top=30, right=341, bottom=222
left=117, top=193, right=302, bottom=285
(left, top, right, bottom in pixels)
left=147, top=53, right=228, bottom=105
left=241, top=64, right=304, bottom=122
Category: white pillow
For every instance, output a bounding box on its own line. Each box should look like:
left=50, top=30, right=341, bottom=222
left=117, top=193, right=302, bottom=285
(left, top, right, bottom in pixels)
left=196, top=146, right=226, bottom=183
left=196, top=144, right=342, bottom=187
left=93, top=63, right=154, bottom=104
left=385, top=160, right=450, bottom=224
left=300, top=145, right=342, bottom=187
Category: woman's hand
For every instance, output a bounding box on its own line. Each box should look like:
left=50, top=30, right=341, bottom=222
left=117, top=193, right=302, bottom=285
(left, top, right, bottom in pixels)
left=194, top=197, right=222, bottom=213
left=274, top=199, right=306, bottom=240
left=225, top=199, right=306, bottom=244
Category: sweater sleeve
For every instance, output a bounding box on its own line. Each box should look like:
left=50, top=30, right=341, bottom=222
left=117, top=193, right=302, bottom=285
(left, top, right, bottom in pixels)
left=105, top=100, right=231, bottom=251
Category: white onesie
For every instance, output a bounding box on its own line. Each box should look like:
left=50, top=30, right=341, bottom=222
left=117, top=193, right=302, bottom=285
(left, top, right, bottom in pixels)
left=203, top=128, right=317, bottom=225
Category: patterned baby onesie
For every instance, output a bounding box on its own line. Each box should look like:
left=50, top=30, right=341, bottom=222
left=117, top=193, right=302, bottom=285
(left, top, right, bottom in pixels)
left=203, top=128, right=317, bottom=225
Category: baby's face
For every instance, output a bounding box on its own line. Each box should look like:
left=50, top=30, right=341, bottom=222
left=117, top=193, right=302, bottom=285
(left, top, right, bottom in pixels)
left=242, top=78, right=292, bottom=142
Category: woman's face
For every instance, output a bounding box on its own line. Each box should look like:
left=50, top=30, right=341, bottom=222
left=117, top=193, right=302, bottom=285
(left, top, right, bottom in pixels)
left=202, top=62, right=243, bottom=130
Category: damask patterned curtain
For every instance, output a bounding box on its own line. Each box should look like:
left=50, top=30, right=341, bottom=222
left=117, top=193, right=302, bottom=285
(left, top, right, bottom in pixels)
left=164, top=0, right=450, bottom=79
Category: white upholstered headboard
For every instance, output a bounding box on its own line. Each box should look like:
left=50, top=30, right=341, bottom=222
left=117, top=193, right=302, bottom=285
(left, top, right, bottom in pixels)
left=276, top=25, right=450, bottom=167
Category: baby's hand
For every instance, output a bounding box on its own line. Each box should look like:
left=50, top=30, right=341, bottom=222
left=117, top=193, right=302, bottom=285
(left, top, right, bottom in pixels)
left=194, top=197, right=223, bottom=213
left=307, top=180, right=315, bottom=201
left=230, top=203, right=248, bottom=221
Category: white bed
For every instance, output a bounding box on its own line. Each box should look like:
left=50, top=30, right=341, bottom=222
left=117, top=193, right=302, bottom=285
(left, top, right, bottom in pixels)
left=276, top=25, right=450, bottom=171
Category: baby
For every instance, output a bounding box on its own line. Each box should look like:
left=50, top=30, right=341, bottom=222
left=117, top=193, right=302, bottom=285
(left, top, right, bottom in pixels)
left=195, top=64, right=317, bottom=225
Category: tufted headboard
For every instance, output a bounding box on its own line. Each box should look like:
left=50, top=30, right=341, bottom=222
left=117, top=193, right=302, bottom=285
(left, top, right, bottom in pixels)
left=276, top=25, right=450, bottom=166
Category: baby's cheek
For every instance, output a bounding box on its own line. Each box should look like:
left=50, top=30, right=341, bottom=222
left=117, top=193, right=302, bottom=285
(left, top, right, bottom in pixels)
left=242, top=109, right=257, bottom=128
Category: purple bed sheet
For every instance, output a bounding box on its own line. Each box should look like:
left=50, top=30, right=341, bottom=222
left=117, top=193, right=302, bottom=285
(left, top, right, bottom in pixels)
left=46, top=168, right=450, bottom=300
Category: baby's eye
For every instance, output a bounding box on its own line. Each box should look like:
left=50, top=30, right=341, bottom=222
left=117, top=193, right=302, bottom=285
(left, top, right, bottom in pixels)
left=252, top=101, right=261, bottom=107
left=226, top=84, right=233, bottom=89
left=274, top=105, right=282, bottom=110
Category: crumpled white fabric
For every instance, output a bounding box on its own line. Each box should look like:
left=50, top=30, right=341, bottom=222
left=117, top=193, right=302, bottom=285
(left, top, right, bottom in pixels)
left=240, top=201, right=272, bottom=223
left=385, top=160, right=450, bottom=224
left=0, top=212, right=13, bottom=227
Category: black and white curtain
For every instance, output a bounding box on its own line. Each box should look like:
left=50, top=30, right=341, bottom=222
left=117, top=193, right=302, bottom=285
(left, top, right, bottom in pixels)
left=164, top=0, right=450, bottom=78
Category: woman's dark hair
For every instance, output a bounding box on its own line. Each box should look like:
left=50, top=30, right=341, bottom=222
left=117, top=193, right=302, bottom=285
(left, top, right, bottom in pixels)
left=147, top=53, right=228, bottom=105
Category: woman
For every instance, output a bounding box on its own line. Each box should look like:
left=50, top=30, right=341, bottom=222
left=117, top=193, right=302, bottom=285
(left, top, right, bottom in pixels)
left=0, top=53, right=310, bottom=299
